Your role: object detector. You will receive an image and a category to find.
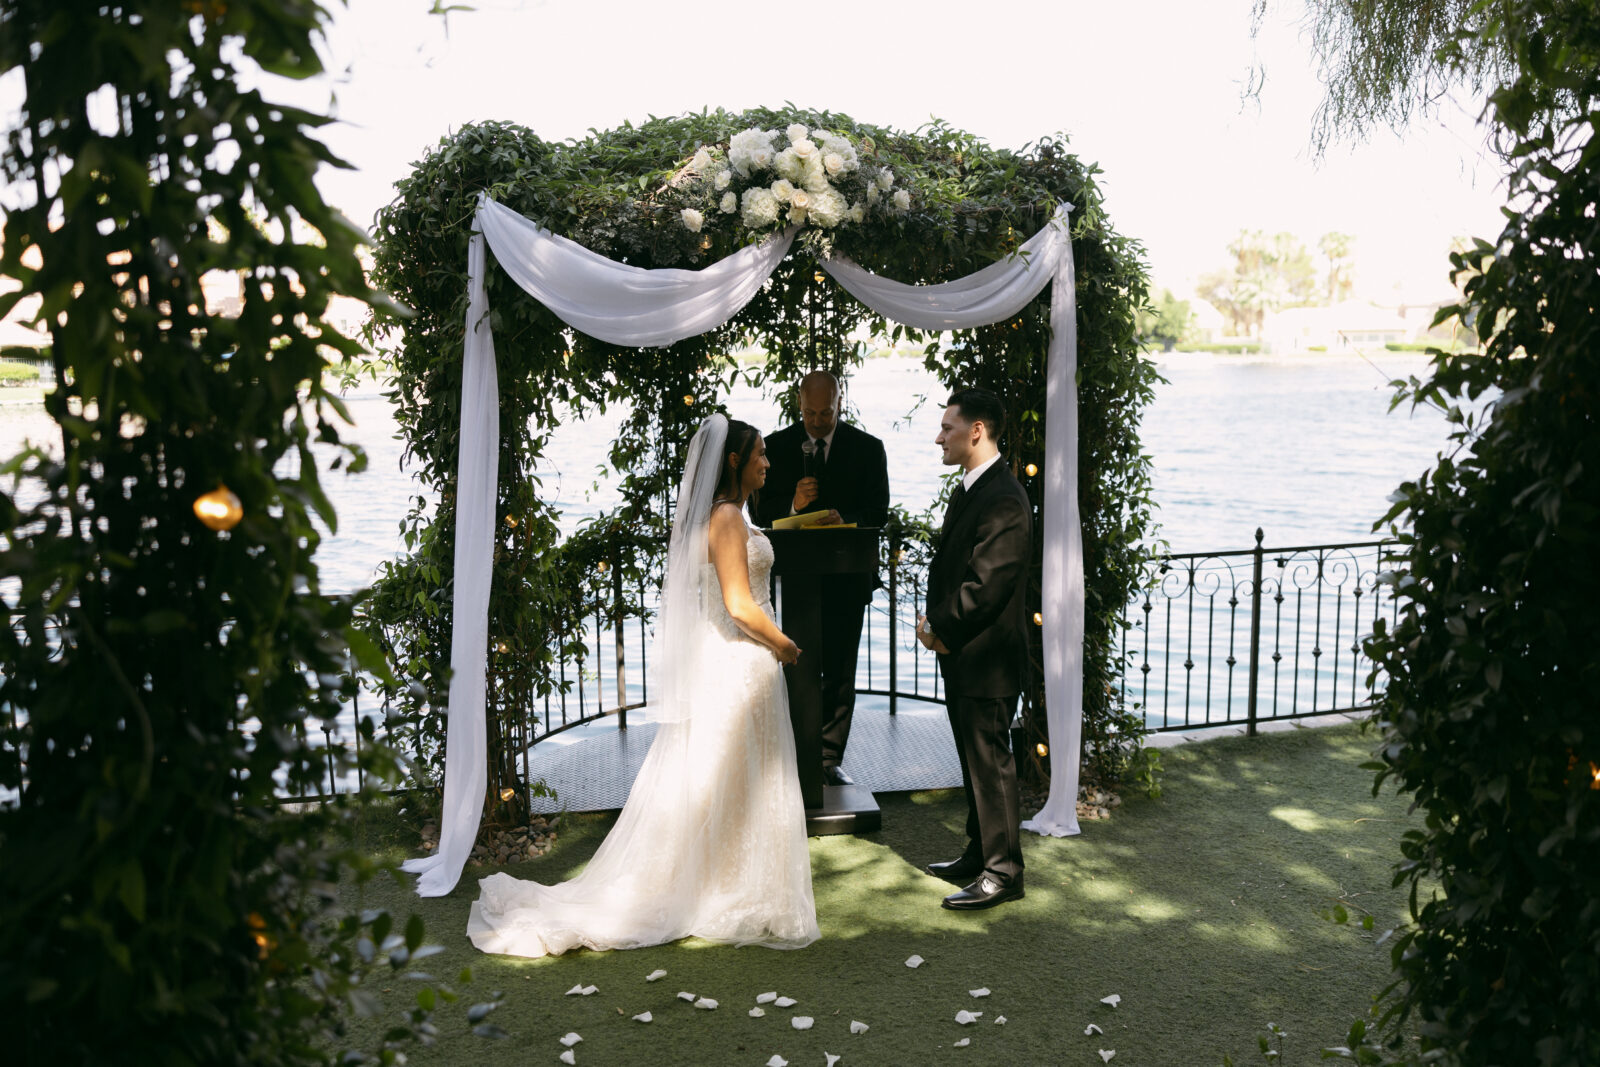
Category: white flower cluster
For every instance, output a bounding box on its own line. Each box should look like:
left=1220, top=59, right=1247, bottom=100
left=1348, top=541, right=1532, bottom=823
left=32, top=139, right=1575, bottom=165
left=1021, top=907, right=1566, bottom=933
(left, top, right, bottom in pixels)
left=679, top=122, right=910, bottom=236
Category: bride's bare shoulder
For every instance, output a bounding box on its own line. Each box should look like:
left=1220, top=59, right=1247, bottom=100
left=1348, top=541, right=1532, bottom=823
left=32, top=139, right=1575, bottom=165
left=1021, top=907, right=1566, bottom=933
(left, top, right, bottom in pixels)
left=708, top=500, right=749, bottom=537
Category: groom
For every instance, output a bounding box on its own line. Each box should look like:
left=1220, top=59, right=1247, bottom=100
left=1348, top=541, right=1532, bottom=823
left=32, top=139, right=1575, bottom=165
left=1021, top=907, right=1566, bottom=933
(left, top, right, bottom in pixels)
left=755, top=370, right=890, bottom=787
left=918, top=387, right=1033, bottom=910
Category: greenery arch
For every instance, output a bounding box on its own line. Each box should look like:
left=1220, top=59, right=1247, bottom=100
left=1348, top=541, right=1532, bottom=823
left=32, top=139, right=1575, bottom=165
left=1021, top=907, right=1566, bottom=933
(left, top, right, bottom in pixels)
left=364, top=107, right=1160, bottom=825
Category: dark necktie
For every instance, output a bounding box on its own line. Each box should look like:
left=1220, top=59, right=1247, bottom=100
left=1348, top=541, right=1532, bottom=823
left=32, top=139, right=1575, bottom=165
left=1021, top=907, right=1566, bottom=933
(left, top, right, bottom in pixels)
left=812, top=437, right=827, bottom=472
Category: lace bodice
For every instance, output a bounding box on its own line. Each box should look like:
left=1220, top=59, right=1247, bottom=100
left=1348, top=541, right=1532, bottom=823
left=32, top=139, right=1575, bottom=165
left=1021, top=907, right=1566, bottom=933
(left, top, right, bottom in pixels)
left=705, top=524, right=774, bottom=640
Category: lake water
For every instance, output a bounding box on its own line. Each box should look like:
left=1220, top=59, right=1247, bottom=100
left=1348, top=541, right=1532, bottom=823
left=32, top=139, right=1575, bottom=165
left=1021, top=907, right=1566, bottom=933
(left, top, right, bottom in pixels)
left=0, top=350, right=1459, bottom=761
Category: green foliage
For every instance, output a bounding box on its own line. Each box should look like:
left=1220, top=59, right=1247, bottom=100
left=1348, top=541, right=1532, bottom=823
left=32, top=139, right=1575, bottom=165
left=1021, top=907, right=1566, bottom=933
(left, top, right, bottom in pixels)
left=0, top=360, right=40, bottom=384
left=1197, top=230, right=1317, bottom=338
left=1137, top=287, right=1194, bottom=348
left=363, top=108, right=1159, bottom=800
left=0, top=2, right=457, bottom=1061
left=1360, top=3, right=1600, bottom=1062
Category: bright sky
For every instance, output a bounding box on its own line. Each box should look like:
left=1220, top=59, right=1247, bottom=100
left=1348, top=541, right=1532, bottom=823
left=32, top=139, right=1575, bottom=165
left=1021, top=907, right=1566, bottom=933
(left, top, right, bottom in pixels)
left=270, top=0, right=1507, bottom=307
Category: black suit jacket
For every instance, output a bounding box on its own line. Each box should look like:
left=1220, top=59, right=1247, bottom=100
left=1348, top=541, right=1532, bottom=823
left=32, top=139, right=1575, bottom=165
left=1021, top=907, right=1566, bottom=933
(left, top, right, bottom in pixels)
left=754, top=421, right=890, bottom=531
left=926, top=460, right=1034, bottom=699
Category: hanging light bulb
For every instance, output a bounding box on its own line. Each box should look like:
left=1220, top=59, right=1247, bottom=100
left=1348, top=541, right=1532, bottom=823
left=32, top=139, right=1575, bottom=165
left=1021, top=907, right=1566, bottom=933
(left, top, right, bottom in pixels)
left=193, top=486, right=243, bottom=531
left=1025, top=463, right=1039, bottom=477
left=813, top=271, right=826, bottom=284
left=505, top=514, right=518, bottom=528
left=682, top=394, right=695, bottom=406
left=1035, top=742, right=1048, bottom=758
left=597, top=560, right=609, bottom=573
left=1033, top=612, right=1044, bottom=626
left=499, top=786, right=516, bottom=802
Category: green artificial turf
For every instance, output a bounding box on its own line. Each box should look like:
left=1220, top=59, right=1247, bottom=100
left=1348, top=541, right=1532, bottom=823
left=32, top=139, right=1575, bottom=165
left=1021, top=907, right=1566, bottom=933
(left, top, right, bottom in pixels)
left=340, top=722, right=1414, bottom=1066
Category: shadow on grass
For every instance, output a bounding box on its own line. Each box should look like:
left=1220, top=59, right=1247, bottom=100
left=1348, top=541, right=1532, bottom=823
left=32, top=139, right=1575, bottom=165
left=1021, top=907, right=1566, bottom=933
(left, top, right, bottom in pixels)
left=339, top=722, right=1408, bottom=1066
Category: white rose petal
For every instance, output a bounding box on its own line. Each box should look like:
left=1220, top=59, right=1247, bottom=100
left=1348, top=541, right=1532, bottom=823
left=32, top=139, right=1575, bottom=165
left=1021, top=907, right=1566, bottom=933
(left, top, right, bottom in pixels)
left=791, top=1016, right=814, bottom=1030
left=565, top=984, right=586, bottom=996
left=905, top=955, right=924, bottom=968
left=748, top=1007, right=766, bottom=1018
left=826, top=1055, right=841, bottom=1067
left=850, top=1020, right=869, bottom=1034
left=645, top=969, right=667, bottom=982
left=892, top=189, right=911, bottom=212
left=1100, top=994, right=1122, bottom=1008
left=786, top=123, right=809, bottom=144
left=995, top=1016, right=1007, bottom=1025
left=775, top=996, right=797, bottom=1008
left=955, top=1010, right=983, bottom=1025
left=680, top=208, right=704, bottom=233
left=954, top=1038, right=971, bottom=1048
left=677, top=991, right=696, bottom=1002
left=714, top=169, right=732, bottom=190
left=719, top=191, right=737, bottom=214
left=1084, top=1023, right=1104, bottom=1035
left=694, top=997, right=718, bottom=1010
left=1099, top=1052, right=1117, bottom=1064
left=559, top=1032, right=583, bottom=1047
left=559, top=1051, right=576, bottom=1067
left=767, top=1057, right=788, bottom=1067
left=757, top=992, right=778, bottom=1004
left=632, top=1011, right=652, bottom=1023
left=969, top=988, right=990, bottom=998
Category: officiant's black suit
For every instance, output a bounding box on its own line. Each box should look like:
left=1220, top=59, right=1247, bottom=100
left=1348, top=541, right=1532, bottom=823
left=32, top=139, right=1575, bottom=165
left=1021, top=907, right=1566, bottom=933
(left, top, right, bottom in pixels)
left=926, top=460, right=1033, bottom=885
left=754, top=420, right=890, bottom=771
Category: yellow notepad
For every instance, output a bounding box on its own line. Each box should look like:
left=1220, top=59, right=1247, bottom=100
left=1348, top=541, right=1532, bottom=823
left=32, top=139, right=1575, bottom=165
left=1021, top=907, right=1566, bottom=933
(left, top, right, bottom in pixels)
left=771, top=510, right=856, bottom=530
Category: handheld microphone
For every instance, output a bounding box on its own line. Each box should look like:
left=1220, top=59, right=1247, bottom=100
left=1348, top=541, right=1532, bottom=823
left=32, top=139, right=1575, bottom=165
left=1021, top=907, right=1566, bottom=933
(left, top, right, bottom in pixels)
left=800, top=438, right=816, bottom=478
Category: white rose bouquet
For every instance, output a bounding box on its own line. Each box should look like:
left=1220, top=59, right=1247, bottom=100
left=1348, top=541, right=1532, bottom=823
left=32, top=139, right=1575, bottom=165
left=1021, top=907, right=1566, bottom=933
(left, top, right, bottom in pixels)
left=673, top=121, right=909, bottom=238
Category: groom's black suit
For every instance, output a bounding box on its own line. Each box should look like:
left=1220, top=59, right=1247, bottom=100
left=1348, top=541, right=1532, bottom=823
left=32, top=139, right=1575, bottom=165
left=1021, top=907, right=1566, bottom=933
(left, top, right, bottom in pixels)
left=755, top=420, right=890, bottom=770
left=926, top=459, right=1033, bottom=885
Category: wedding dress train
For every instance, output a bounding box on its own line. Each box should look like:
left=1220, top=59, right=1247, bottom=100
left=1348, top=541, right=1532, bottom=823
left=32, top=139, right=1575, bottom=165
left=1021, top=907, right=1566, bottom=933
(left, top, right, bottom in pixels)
left=466, top=525, right=818, bottom=957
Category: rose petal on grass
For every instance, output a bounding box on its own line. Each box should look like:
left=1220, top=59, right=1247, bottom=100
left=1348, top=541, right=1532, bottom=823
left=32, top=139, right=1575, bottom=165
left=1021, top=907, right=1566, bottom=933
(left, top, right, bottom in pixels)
left=645, top=969, right=667, bottom=982
left=955, top=1010, right=983, bottom=1025
left=749, top=1007, right=766, bottom=1018
left=632, top=1012, right=652, bottom=1023
left=559, top=1051, right=576, bottom=1066
left=775, top=996, right=797, bottom=1008
left=677, top=991, right=696, bottom=1002
left=766, top=1057, right=788, bottom=1067
left=969, top=988, right=990, bottom=998
left=1084, top=1023, right=1103, bottom=1035
left=581, top=985, right=597, bottom=996
left=564, top=984, right=585, bottom=996
left=1099, top=1051, right=1116, bottom=1063
left=559, top=1033, right=582, bottom=1047
left=826, top=1055, right=841, bottom=1067
left=850, top=1020, right=869, bottom=1034
left=792, top=1016, right=814, bottom=1030
left=995, top=1016, right=1007, bottom=1025
left=905, top=954, right=924, bottom=968
left=757, top=992, right=779, bottom=1004
left=694, top=998, right=718, bottom=1010
left=954, top=1038, right=970, bottom=1048
left=1100, top=994, right=1121, bottom=1008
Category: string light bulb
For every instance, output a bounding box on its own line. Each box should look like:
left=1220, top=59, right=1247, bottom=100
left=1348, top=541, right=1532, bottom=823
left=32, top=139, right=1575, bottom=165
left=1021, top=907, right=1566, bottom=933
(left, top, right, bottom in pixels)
left=682, top=394, right=694, bottom=406
left=499, top=787, right=516, bottom=802
left=505, top=514, right=518, bottom=528
left=813, top=271, right=826, bottom=284
left=597, top=560, right=609, bottom=572
left=1035, top=742, right=1049, bottom=758
left=1033, top=612, right=1044, bottom=626
left=193, top=486, right=243, bottom=531
left=1025, top=463, right=1039, bottom=477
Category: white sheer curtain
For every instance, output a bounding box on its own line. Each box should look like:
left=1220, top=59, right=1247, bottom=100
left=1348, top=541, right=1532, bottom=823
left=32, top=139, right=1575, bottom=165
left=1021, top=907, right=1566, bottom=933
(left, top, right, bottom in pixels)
left=406, top=195, right=1080, bottom=897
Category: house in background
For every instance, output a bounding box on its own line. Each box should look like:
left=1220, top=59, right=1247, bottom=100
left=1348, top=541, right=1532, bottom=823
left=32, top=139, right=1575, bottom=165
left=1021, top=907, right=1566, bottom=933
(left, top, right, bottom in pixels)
left=1262, top=298, right=1451, bottom=354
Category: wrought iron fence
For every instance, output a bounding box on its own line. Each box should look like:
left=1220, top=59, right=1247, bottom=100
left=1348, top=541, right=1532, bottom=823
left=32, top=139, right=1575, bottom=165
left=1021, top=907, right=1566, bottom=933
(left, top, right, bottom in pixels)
left=1, top=530, right=1401, bottom=806
left=1123, top=530, right=1397, bottom=735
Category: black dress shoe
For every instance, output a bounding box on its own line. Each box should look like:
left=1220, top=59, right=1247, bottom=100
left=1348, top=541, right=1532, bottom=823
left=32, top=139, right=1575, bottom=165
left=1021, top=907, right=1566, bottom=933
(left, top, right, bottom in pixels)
left=941, top=874, right=1025, bottom=911
left=924, top=857, right=983, bottom=884
left=821, top=765, right=853, bottom=786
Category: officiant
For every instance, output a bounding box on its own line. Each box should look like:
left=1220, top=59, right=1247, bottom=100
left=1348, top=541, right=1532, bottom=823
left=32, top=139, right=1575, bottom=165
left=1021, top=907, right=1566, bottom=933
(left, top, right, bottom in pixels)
left=755, top=370, right=890, bottom=786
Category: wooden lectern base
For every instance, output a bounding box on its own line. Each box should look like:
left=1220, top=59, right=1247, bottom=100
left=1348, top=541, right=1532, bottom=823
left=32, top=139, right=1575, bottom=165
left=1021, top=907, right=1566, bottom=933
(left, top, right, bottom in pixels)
left=805, top=782, right=882, bottom=836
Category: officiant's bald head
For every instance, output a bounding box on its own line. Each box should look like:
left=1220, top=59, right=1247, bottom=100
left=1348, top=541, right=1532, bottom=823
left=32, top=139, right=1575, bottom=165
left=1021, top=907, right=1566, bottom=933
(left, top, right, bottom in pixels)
left=798, top=371, right=839, bottom=439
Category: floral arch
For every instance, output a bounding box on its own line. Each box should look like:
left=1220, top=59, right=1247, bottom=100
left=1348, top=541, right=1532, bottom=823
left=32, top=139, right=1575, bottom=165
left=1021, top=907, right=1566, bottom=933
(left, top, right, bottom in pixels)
left=364, top=108, right=1160, bottom=895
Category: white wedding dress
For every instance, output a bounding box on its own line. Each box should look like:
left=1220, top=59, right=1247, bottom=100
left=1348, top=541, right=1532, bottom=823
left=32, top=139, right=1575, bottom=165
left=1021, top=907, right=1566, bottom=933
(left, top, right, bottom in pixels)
left=467, top=521, right=819, bottom=957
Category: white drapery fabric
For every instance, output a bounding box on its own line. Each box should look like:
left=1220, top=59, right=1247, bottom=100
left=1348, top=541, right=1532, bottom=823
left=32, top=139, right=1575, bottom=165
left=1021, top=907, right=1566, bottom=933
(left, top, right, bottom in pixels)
left=406, top=195, right=1081, bottom=897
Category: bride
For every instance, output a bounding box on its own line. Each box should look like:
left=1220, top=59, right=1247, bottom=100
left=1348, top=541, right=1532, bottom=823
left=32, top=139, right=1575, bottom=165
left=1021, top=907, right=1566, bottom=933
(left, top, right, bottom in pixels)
left=467, top=414, right=819, bottom=957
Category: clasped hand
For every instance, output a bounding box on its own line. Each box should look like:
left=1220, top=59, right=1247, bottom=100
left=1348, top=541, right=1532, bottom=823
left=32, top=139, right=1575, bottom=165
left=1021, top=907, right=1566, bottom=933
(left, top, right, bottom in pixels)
left=915, top=615, right=951, bottom=655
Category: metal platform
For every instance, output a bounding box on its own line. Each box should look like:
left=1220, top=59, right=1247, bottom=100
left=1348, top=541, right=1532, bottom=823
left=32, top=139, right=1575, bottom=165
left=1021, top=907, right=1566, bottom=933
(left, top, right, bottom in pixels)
left=525, top=697, right=961, bottom=816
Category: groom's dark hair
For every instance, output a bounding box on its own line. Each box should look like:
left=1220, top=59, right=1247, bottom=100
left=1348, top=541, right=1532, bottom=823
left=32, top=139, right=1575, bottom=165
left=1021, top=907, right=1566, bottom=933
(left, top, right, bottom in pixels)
left=714, top=419, right=764, bottom=512
left=947, top=387, right=1006, bottom=444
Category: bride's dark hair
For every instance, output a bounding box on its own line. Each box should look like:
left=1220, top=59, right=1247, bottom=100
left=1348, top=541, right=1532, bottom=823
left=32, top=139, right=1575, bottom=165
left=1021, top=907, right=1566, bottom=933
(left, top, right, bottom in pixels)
left=713, top=419, right=763, bottom=510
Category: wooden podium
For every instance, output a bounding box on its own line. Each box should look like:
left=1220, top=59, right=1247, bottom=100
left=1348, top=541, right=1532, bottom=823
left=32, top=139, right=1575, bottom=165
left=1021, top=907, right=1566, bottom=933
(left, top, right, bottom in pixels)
left=767, top=526, right=883, bottom=836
